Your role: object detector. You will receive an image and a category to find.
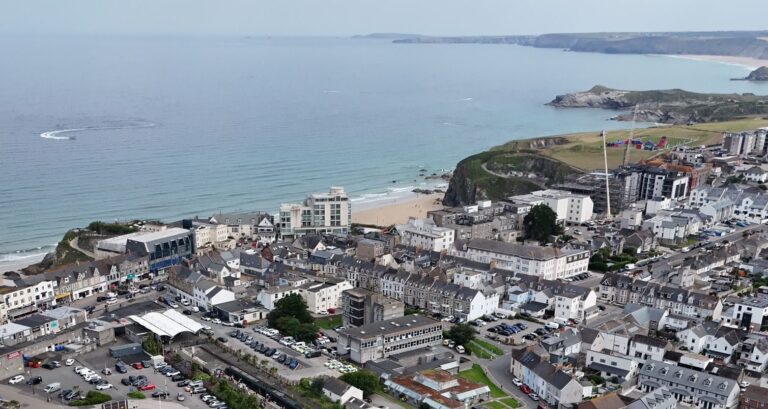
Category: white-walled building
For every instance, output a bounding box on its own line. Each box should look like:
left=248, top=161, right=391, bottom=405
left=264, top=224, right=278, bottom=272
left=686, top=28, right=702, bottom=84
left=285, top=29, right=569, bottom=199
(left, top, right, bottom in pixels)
left=456, top=239, right=590, bottom=280
left=278, top=187, right=351, bottom=238
left=509, top=189, right=593, bottom=224
left=256, top=286, right=303, bottom=311
left=638, top=360, right=739, bottom=409
left=553, top=286, right=597, bottom=324
left=396, top=218, right=455, bottom=252
left=300, top=280, right=353, bottom=314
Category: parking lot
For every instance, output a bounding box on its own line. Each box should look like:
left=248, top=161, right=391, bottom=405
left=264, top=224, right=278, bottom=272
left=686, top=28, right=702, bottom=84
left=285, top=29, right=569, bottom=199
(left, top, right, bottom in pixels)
left=202, top=315, right=345, bottom=381
left=7, top=348, right=209, bottom=409
left=471, top=315, right=548, bottom=350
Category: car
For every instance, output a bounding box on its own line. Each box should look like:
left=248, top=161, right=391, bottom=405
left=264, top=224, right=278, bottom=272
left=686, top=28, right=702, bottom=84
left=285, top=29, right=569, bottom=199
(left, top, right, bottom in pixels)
left=177, top=380, right=190, bottom=387
left=26, top=376, right=42, bottom=385
left=165, top=370, right=181, bottom=377
left=217, top=336, right=228, bottom=343
left=520, top=384, right=532, bottom=394
left=529, top=393, right=540, bottom=401
left=512, top=378, right=522, bottom=387
left=201, top=395, right=216, bottom=402
left=96, top=383, right=113, bottom=390
left=597, top=305, right=606, bottom=311
left=210, top=402, right=226, bottom=408
left=154, top=361, right=167, bottom=369
left=102, top=368, right=113, bottom=375
left=278, top=354, right=287, bottom=363
left=121, top=378, right=132, bottom=386
left=142, top=360, right=152, bottom=368
left=139, top=383, right=156, bottom=391
left=523, top=334, right=537, bottom=341
left=289, top=359, right=298, bottom=370
left=64, top=390, right=79, bottom=400
left=741, top=381, right=750, bottom=388
left=183, top=309, right=193, bottom=315
left=59, top=389, right=72, bottom=399
left=213, top=318, right=221, bottom=324
left=42, top=362, right=56, bottom=370
left=455, top=345, right=465, bottom=354
left=8, top=375, right=24, bottom=384
left=152, top=391, right=170, bottom=398
left=65, top=358, right=75, bottom=366
left=177, top=393, right=185, bottom=401
left=192, top=386, right=206, bottom=394
left=171, top=374, right=185, bottom=382
left=132, top=362, right=143, bottom=370
left=229, top=330, right=239, bottom=337
left=106, top=298, right=118, bottom=305
left=169, top=302, right=179, bottom=308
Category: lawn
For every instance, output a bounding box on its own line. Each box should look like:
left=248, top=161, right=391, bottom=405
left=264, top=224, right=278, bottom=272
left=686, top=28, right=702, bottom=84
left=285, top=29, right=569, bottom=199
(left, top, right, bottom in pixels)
left=459, top=364, right=507, bottom=398
left=500, top=397, right=520, bottom=408
left=315, top=315, right=342, bottom=330
left=484, top=402, right=508, bottom=409
left=466, top=342, right=494, bottom=359
left=491, top=117, right=768, bottom=171
left=472, top=339, right=504, bottom=356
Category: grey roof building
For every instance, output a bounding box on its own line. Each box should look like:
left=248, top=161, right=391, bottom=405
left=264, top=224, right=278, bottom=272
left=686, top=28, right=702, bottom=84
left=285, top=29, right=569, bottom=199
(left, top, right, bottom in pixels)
left=638, top=359, right=739, bottom=409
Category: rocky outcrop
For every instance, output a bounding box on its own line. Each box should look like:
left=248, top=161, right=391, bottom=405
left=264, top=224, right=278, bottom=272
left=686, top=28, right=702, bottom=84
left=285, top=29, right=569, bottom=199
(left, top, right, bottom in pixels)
left=734, top=66, right=768, bottom=81
left=442, top=152, right=578, bottom=206
left=548, top=86, right=768, bottom=124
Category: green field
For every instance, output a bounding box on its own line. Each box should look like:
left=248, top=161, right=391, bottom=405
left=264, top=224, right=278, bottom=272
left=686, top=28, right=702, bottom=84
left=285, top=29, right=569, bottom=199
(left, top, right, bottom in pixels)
left=314, top=315, right=342, bottom=330
left=466, top=342, right=494, bottom=359
left=459, top=364, right=507, bottom=398
left=500, top=398, right=520, bottom=408
left=492, top=117, right=768, bottom=170
left=485, top=402, right=508, bottom=409
left=472, top=339, right=504, bottom=356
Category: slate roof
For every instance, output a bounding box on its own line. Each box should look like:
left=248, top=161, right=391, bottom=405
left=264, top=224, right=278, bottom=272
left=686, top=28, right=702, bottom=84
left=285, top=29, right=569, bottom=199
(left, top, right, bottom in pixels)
left=511, top=348, right=576, bottom=390
left=640, top=359, right=737, bottom=399
left=466, top=239, right=588, bottom=260
left=323, top=377, right=353, bottom=396
left=632, top=334, right=668, bottom=349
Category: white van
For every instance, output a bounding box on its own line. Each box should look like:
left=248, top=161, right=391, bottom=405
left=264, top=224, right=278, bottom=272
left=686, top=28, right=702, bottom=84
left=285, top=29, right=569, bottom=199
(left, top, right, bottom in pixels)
left=44, top=382, right=61, bottom=393
left=546, top=322, right=560, bottom=330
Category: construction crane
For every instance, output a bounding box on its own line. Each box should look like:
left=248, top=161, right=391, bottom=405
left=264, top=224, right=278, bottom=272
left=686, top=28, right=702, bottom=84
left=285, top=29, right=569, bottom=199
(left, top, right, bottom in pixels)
left=622, top=104, right=640, bottom=168
left=601, top=130, right=612, bottom=221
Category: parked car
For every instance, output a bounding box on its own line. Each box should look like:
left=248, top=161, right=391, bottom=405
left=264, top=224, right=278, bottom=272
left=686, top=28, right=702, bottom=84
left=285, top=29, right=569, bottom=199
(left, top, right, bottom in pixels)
left=177, top=393, right=185, bottom=401
left=176, top=380, right=190, bottom=387
left=121, top=378, right=132, bottom=386
left=26, top=376, right=42, bottom=385
left=512, top=378, right=522, bottom=387
left=131, top=362, right=143, bottom=370
left=96, top=383, right=113, bottom=390
left=152, top=391, right=170, bottom=398
left=139, top=383, right=156, bottom=391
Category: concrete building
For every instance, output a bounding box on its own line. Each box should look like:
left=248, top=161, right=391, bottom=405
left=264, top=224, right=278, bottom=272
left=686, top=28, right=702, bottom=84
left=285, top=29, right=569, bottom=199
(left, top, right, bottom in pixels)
left=456, top=239, right=590, bottom=279
left=278, top=187, right=351, bottom=238
left=638, top=359, right=739, bottom=409
left=396, top=218, right=455, bottom=252
left=300, top=279, right=353, bottom=314
left=356, top=239, right=385, bottom=261
left=337, top=315, right=443, bottom=364
left=214, top=300, right=268, bottom=325
left=341, top=288, right=404, bottom=327
left=510, top=189, right=594, bottom=224
left=123, top=227, right=195, bottom=273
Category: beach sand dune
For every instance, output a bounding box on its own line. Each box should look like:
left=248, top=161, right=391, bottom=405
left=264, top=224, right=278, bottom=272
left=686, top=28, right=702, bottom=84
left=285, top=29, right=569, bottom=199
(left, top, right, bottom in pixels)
left=352, top=193, right=444, bottom=227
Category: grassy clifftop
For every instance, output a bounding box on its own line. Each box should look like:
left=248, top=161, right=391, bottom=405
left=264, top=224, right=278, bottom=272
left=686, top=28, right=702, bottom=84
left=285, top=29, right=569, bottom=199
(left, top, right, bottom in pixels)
left=443, top=118, right=768, bottom=206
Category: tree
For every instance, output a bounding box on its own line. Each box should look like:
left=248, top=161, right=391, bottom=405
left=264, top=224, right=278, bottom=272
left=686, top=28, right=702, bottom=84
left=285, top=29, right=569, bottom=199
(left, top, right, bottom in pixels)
left=523, top=204, right=562, bottom=242
left=445, top=323, right=475, bottom=346
left=267, top=294, right=313, bottom=327
left=340, top=370, right=380, bottom=398
left=310, top=378, right=325, bottom=396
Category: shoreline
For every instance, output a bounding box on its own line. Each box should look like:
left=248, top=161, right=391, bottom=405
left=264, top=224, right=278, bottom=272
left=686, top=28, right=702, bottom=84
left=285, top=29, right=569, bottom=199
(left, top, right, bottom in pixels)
left=661, top=54, right=766, bottom=70
left=352, top=193, right=444, bottom=227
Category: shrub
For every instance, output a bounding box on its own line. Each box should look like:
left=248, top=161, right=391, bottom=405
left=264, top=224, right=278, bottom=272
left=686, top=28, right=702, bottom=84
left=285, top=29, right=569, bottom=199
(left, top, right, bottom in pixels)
left=127, top=391, right=146, bottom=399
left=70, top=391, right=112, bottom=406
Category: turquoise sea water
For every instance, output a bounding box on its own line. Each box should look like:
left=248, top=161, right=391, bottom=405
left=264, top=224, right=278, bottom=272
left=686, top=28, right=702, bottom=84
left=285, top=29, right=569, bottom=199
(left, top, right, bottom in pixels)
left=1, top=35, right=766, bottom=264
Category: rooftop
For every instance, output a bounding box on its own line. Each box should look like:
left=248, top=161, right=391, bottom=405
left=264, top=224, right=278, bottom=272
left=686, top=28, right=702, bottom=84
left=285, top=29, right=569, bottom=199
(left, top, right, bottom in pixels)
left=342, top=315, right=440, bottom=340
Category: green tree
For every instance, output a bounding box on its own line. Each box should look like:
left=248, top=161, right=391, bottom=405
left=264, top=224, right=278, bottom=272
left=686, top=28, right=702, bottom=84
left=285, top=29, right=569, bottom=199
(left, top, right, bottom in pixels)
left=340, top=370, right=380, bottom=398
left=310, top=378, right=325, bottom=396
left=445, top=323, right=475, bottom=346
left=523, top=204, right=562, bottom=242
left=267, top=294, right=313, bottom=327
left=142, top=334, right=162, bottom=355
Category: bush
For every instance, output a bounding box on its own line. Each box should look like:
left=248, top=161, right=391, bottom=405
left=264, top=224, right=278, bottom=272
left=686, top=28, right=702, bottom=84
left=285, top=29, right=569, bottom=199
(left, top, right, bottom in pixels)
left=70, top=391, right=112, bottom=406
left=127, top=391, right=146, bottom=399
left=340, top=370, right=380, bottom=398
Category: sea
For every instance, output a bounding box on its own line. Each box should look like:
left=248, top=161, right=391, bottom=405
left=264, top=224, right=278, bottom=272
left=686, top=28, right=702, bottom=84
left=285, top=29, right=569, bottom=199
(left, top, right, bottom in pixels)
left=1, top=35, right=767, bottom=267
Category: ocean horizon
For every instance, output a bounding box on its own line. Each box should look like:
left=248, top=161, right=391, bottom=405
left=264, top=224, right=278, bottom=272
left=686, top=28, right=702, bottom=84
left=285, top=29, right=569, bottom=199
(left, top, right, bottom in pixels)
left=1, top=35, right=765, bottom=268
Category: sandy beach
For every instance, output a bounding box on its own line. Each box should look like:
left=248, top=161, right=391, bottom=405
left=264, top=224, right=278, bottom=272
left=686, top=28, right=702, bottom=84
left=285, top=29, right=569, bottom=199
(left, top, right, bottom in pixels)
left=352, top=193, right=445, bottom=227
left=666, top=54, right=767, bottom=70
left=0, top=254, right=45, bottom=274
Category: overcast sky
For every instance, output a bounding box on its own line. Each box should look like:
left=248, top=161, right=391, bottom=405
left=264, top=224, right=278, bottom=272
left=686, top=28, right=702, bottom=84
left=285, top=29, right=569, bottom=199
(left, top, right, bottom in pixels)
left=2, top=0, right=766, bottom=37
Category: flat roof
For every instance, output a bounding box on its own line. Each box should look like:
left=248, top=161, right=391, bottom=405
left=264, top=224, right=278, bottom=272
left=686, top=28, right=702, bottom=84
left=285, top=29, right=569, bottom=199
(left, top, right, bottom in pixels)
left=129, top=309, right=203, bottom=338
left=342, top=315, right=440, bottom=340
left=127, top=227, right=190, bottom=243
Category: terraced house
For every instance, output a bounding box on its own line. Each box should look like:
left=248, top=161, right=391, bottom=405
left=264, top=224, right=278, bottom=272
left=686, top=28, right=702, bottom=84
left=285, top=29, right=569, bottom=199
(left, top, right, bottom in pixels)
left=599, top=273, right=722, bottom=320
left=380, top=272, right=499, bottom=321
left=638, top=360, right=739, bottom=409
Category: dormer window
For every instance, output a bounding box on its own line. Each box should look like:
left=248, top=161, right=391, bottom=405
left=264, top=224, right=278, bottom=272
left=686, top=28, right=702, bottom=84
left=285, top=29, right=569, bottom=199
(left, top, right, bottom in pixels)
left=704, top=378, right=712, bottom=386
left=718, top=383, right=726, bottom=390
left=688, top=375, right=697, bottom=382
left=660, top=367, right=667, bottom=375
left=674, top=371, right=683, bottom=378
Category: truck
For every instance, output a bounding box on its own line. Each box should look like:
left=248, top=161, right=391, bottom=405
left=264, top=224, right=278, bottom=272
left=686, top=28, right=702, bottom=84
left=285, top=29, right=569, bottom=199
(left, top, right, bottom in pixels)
left=150, top=355, right=165, bottom=367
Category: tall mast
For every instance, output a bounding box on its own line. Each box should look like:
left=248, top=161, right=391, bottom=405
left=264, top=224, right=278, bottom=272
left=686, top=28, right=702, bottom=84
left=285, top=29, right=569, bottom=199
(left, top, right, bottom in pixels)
left=622, top=104, right=639, bottom=168
left=602, top=130, right=613, bottom=220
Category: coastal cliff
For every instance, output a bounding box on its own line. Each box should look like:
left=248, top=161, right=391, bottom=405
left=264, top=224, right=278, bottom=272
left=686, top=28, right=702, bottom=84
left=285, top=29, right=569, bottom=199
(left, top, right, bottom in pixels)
left=378, top=30, right=768, bottom=61
left=548, top=86, right=768, bottom=124
left=442, top=138, right=577, bottom=206
left=734, top=66, right=768, bottom=81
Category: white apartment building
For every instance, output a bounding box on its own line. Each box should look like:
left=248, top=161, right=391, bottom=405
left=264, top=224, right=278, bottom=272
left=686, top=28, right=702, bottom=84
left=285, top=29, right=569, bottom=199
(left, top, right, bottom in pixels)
left=209, top=212, right=276, bottom=243
left=0, top=281, right=56, bottom=323
left=396, top=217, right=455, bottom=252
left=300, top=280, right=353, bottom=314
left=191, top=222, right=230, bottom=251
left=553, top=287, right=597, bottom=323
left=586, top=349, right=639, bottom=382
left=510, top=189, right=593, bottom=224
left=456, top=239, right=590, bottom=280
left=629, top=334, right=669, bottom=362
left=256, top=286, right=303, bottom=310
left=722, top=295, right=768, bottom=330
left=337, top=315, right=443, bottom=364
left=278, top=187, right=351, bottom=238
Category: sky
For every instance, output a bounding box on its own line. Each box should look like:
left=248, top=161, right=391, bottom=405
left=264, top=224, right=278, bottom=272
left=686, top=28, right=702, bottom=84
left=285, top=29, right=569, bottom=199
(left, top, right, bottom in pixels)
left=1, top=0, right=767, bottom=37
